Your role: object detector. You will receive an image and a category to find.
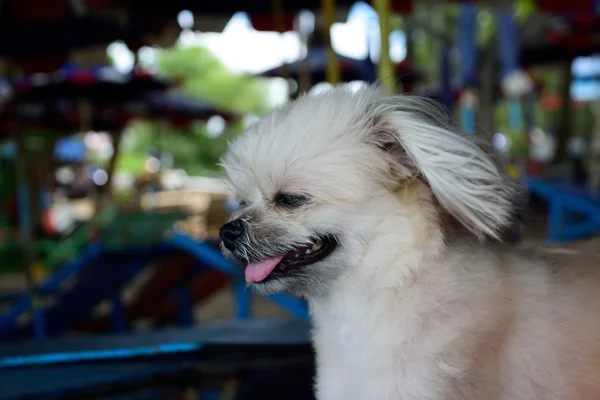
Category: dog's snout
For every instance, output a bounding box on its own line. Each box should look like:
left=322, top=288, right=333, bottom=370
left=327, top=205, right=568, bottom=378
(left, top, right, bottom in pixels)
left=219, top=219, right=246, bottom=251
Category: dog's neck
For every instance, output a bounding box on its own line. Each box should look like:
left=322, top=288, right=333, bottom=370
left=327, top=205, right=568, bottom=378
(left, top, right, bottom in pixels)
left=306, top=181, right=449, bottom=331
left=341, top=180, right=447, bottom=292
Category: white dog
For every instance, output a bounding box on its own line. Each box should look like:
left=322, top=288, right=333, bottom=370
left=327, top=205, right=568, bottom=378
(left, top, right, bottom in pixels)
left=219, top=85, right=600, bottom=400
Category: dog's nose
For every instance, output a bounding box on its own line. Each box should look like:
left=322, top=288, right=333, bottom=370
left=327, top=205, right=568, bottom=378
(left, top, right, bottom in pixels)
left=219, top=219, right=246, bottom=251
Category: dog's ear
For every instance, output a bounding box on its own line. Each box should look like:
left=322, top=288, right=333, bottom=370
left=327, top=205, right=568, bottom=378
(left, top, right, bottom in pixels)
left=364, top=94, right=518, bottom=240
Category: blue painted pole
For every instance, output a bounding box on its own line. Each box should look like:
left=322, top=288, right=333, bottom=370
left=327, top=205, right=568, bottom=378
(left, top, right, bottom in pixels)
left=496, top=11, right=519, bottom=79
left=496, top=10, right=523, bottom=133
left=460, top=103, right=476, bottom=134
left=457, top=3, right=478, bottom=134
left=508, top=100, right=523, bottom=132
left=457, top=4, right=478, bottom=87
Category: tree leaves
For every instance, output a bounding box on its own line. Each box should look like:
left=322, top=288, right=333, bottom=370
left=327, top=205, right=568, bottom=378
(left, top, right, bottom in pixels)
left=118, top=44, right=270, bottom=175
left=158, top=46, right=270, bottom=114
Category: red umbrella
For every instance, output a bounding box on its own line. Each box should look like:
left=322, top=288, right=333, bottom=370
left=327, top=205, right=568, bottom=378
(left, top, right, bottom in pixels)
left=535, top=0, right=594, bottom=13
left=11, top=0, right=70, bottom=21
left=390, top=0, right=413, bottom=14
left=250, top=13, right=297, bottom=32
left=12, top=67, right=168, bottom=102
left=541, top=94, right=562, bottom=111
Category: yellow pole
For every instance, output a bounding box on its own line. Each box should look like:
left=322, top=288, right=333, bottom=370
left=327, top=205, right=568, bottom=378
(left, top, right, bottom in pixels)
left=271, top=0, right=285, bottom=37
left=321, top=0, right=340, bottom=85
left=373, top=0, right=396, bottom=93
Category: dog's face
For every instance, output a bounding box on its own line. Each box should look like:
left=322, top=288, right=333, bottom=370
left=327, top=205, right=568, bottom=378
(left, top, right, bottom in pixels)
left=219, top=86, right=516, bottom=297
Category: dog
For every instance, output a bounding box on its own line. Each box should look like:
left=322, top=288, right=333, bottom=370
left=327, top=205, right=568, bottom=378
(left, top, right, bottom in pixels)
left=219, top=85, right=600, bottom=400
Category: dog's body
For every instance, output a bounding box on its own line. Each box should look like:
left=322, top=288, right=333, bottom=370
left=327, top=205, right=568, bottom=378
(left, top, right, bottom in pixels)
left=311, top=211, right=600, bottom=400
left=219, top=86, right=600, bottom=399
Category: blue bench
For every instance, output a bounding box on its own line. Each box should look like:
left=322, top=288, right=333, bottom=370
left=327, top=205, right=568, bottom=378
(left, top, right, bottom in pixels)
left=0, top=233, right=312, bottom=399
left=0, top=318, right=312, bottom=399
left=526, top=177, right=600, bottom=242
left=0, top=233, right=309, bottom=341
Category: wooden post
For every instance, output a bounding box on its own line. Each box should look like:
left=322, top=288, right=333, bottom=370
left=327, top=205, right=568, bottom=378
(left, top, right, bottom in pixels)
left=14, top=131, right=46, bottom=338
left=271, top=0, right=292, bottom=100
left=478, top=44, right=496, bottom=141
left=321, top=0, right=340, bottom=85
left=553, top=62, right=574, bottom=164
left=104, top=130, right=123, bottom=195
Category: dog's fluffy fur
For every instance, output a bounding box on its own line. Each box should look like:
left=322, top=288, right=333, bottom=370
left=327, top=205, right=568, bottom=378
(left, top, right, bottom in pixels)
left=220, top=85, right=600, bottom=399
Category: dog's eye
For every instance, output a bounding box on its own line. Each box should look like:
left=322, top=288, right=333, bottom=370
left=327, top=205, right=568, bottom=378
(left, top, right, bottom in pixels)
left=274, top=193, right=309, bottom=208
left=237, top=200, right=247, bottom=208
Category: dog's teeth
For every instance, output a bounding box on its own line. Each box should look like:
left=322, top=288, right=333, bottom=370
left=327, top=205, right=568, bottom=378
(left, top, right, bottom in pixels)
left=306, top=249, right=312, bottom=254
left=312, top=240, right=323, bottom=251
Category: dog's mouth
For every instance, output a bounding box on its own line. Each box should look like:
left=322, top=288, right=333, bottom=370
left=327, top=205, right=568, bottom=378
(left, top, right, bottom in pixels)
left=244, top=235, right=337, bottom=283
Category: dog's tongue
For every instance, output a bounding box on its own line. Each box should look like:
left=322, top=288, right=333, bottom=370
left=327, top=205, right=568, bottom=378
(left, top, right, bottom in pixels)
left=245, top=255, right=284, bottom=283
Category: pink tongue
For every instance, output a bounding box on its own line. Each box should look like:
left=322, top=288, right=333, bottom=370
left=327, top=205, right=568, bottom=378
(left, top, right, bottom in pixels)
left=245, top=255, right=284, bottom=283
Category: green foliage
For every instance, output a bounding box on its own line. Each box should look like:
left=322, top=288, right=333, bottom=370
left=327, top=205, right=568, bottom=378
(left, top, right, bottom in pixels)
left=116, top=43, right=271, bottom=175
left=390, top=14, right=403, bottom=31
left=157, top=46, right=271, bottom=115
left=515, top=0, right=537, bottom=21
left=0, top=156, right=15, bottom=203
left=494, top=101, right=529, bottom=159
left=102, top=209, right=187, bottom=250
left=572, top=104, right=595, bottom=141
left=117, top=118, right=244, bottom=175
left=158, top=46, right=223, bottom=81
left=409, top=2, right=535, bottom=80
left=410, top=4, right=441, bottom=82
left=477, top=10, right=495, bottom=47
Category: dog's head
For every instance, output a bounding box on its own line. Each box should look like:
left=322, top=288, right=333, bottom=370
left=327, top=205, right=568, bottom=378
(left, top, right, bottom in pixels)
left=219, top=85, right=518, bottom=296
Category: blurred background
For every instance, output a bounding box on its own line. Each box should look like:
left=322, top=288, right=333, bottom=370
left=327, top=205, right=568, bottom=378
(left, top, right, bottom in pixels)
left=1, top=0, right=600, bottom=399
